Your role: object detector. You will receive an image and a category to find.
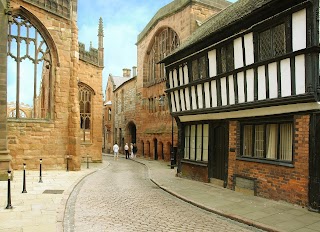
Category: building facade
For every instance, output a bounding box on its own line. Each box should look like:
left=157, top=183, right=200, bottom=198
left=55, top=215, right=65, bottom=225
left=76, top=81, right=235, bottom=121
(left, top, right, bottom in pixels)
left=162, top=0, right=320, bottom=210
left=132, top=0, right=231, bottom=161
left=0, top=0, right=104, bottom=177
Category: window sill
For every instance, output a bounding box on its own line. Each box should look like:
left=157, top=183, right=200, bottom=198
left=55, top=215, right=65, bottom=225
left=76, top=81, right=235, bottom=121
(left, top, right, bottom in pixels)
left=181, top=159, right=208, bottom=167
left=81, top=142, right=93, bottom=146
left=237, top=157, right=294, bottom=168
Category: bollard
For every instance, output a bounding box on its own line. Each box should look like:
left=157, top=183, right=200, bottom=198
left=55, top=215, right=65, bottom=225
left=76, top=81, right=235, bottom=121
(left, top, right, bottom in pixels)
left=86, top=154, right=89, bottom=169
left=39, top=159, right=43, bottom=183
left=66, top=155, right=69, bottom=172
left=5, top=170, right=12, bottom=209
left=22, top=163, right=27, bottom=193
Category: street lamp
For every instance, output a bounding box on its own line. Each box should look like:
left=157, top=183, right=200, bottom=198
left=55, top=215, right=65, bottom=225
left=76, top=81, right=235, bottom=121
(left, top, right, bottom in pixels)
left=159, top=95, right=174, bottom=169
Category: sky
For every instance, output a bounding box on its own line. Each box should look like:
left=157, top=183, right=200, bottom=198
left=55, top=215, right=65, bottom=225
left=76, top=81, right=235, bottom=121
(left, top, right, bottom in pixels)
left=77, top=0, right=237, bottom=93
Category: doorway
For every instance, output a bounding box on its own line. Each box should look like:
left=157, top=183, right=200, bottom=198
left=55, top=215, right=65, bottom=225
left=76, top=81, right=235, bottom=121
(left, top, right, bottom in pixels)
left=209, top=123, right=228, bottom=187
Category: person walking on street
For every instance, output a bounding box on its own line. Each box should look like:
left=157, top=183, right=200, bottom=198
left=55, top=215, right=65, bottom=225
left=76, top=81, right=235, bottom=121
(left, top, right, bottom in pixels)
left=113, top=142, right=119, bottom=160
left=124, top=143, right=129, bottom=159
left=130, top=143, right=134, bottom=159
left=133, top=143, right=137, bottom=158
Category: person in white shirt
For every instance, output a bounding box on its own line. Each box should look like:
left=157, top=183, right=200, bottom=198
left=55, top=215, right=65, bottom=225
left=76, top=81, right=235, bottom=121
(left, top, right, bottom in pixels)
left=113, top=142, right=119, bottom=160
left=124, top=143, right=129, bottom=159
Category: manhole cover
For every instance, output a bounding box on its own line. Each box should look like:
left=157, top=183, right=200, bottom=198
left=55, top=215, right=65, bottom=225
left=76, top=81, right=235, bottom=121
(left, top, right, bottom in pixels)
left=43, top=190, right=64, bottom=194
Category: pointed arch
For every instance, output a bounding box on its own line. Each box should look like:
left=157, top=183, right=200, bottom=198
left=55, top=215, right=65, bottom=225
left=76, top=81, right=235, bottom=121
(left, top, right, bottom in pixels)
left=143, top=26, right=180, bottom=87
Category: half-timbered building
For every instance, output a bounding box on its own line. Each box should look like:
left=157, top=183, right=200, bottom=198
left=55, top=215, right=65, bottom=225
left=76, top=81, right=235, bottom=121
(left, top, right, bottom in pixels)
left=161, top=0, right=320, bottom=210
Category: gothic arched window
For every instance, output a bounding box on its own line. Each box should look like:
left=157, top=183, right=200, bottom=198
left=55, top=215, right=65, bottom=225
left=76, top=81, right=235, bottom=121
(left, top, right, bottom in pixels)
left=7, top=14, right=52, bottom=119
left=79, top=83, right=94, bottom=143
left=144, top=27, right=179, bottom=86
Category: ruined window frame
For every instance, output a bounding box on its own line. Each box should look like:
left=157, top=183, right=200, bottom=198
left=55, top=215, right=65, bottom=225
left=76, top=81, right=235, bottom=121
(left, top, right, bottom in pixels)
left=7, top=14, right=53, bottom=120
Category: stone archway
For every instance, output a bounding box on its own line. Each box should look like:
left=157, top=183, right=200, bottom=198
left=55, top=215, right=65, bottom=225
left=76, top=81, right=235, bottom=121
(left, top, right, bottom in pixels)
left=127, top=121, right=137, bottom=144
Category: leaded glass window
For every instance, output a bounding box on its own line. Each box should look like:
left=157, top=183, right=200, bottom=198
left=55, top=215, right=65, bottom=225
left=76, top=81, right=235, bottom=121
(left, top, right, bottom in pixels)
left=7, top=14, right=52, bottom=119
left=219, top=43, right=234, bottom=74
left=258, top=23, right=286, bottom=61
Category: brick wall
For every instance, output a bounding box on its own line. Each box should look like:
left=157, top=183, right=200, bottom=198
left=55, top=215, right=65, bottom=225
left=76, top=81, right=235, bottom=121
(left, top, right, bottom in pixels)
left=228, top=115, right=310, bottom=206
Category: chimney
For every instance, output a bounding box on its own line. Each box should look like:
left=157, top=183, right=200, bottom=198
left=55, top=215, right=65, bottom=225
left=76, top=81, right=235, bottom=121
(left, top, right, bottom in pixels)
left=132, top=66, right=137, bottom=77
left=122, top=68, right=131, bottom=78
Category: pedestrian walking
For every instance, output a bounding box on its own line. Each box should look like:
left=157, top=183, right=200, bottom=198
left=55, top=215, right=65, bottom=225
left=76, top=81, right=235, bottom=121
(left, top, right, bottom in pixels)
left=130, top=143, right=134, bottom=159
left=133, top=143, right=137, bottom=158
left=113, top=142, right=119, bottom=160
left=124, top=143, right=129, bottom=159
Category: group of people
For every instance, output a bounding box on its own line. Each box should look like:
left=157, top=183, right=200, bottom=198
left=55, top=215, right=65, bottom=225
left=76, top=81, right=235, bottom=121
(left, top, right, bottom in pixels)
left=112, top=142, right=137, bottom=160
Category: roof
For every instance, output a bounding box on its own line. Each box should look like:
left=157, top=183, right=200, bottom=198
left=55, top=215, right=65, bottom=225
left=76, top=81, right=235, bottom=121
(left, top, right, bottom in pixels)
left=162, top=0, right=275, bottom=62
left=110, top=75, right=135, bottom=91
left=137, top=0, right=232, bottom=44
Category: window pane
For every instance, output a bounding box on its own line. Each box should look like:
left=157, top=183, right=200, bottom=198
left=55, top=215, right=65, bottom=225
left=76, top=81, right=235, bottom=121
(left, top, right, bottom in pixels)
left=202, top=124, right=209, bottom=162
left=259, top=29, right=272, bottom=61
left=184, top=126, right=190, bottom=159
left=196, top=124, right=202, bottom=161
left=190, top=125, right=196, bottom=160
left=254, top=125, right=264, bottom=158
left=273, top=23, right=286, bottom=57
left=192, top=60, right=198, bottom=81
left=199, top=56, right=207, bottom=79
left=279, top=124, right=292, bottom=161
left=243, top=125, right=253, bottom=157
left=221, top=46, right=227, bottom=73
left=266, top=124, right=278, bottom=159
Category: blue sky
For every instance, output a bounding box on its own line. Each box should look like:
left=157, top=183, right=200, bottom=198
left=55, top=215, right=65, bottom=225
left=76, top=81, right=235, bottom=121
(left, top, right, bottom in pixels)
left=77, top=0, right=237, bottom=92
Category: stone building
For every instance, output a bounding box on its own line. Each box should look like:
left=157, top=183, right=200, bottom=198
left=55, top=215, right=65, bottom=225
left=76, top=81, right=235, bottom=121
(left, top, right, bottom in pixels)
left=104, top=0, right=231, bottom=162
left=0, top=0, right=104, bottom=178
left=161, top=0, right=320, bottom=209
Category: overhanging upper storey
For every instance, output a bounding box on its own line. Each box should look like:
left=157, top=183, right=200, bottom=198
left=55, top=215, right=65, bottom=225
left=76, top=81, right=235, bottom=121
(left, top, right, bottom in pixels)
left=162, top=0, right=320, bottom=117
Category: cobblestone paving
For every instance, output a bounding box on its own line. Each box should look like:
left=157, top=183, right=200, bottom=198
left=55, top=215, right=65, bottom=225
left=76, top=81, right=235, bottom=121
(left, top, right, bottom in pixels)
left=64, top=158, right=264, bottom=232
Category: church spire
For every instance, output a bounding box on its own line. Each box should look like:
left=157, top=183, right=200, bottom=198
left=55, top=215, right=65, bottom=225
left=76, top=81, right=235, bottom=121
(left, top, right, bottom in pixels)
left=98, top=17, right=104, bottom=67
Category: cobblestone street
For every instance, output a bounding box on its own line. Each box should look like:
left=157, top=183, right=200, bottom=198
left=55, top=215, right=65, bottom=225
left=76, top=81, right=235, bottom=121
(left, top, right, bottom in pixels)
left=64, top=157, right=263, bottom=232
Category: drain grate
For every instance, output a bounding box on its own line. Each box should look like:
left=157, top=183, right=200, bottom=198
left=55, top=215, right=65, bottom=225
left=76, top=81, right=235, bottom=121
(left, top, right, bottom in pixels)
left=43, top=190, right=64, bottom=194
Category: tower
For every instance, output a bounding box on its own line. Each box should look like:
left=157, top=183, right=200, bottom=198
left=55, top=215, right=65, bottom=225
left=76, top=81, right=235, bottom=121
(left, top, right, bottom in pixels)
left=98, top=17, right=104, bottom=67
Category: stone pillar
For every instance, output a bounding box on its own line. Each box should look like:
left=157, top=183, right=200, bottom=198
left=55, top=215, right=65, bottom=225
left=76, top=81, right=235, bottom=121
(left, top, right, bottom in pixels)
left=0, top=1, right=12, bottom=180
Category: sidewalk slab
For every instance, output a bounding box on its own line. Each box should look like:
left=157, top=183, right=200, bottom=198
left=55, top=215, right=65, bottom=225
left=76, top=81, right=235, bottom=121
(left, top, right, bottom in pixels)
left=131, top=157, right=320, bottom=232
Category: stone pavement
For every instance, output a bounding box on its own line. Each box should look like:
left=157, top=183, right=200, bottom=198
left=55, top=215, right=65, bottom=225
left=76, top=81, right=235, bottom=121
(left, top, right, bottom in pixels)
left=131, top=156, right=320, bottom=232
left=0, top=161, right=107, bottom=232
left=0, top=154, right=319, bottom=232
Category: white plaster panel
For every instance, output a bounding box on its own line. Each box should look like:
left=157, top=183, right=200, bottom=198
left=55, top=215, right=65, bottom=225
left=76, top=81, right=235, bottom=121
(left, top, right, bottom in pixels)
left=174, top=90, right=180, bottom=112
left=292, top=9, right=306, bottom=51
left=268, top=62, right=278, bottom=99
left=171, top=92, right=176, bottom=112
left=257, top=66, right=266, bottom=100
left=204, top=82, right=211, bottom=108
left=234, top=37, right=244, bottom=69
left=173, top=69, right=178, bottom=88
left=180, top=89, right=186, bottom=111
left=197, top=84, right=203, bottom=109
left=228, top=75, right=235, bottom=105
left=185, top=87, right=191, bottom=110
left=246, top=69, right=254, bottom=102
left=244, top=33, right=254, bottom=65
left=191, top=86, right=197, bottom=110
left=169, top=71, right=173, bottom=88
left=179, top=66, right=184, bottom=85
left=208, top=49, right=217, bottom=77
left=237, top=72, right=245, bottom=103
left=211, top=80, right=218, bottom=107
left=183, top=64, right=189, bottom=84
left=221, top=77, right=227, bottom=106
left=280, top=58, right=291, bottom=97
left=295, top=55, right=306, bottom=95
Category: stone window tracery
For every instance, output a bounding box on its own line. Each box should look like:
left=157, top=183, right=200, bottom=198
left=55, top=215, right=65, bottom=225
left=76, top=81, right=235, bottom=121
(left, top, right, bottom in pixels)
left=7, top=14, right=52, bottom=119
left=79, top=84, right=93, bottom=143
left=144, top=27, right=180, bottom=87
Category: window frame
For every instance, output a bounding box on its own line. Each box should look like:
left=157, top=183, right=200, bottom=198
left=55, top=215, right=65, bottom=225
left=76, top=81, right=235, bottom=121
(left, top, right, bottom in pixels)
left=240, top=118, right=294, bottom=164
left=183, top=123, right=209, bottom=162
left=256, top=16, right=291, bottom=62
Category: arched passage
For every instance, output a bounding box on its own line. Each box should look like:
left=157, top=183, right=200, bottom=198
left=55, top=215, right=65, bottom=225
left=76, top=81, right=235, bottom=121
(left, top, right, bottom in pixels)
left=127, top=121, right=137, bottom=143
